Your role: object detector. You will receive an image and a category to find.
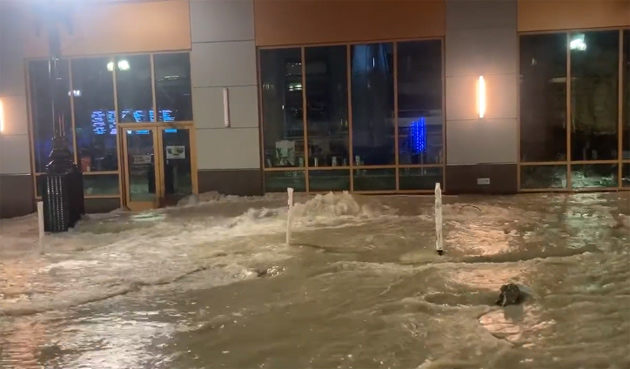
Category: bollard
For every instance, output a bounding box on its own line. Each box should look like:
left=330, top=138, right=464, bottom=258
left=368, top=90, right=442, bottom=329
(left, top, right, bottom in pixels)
left=37, top=201, right=45, bottom=239
left=435, top=183, right=443, bottom=255
left=286, top=187, right=294, bottom=245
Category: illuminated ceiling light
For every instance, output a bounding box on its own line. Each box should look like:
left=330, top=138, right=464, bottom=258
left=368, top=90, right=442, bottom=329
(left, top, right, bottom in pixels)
left=0, top=99, right=4, bottom=133
left=68, top=90, right=81, bottom=97
left=477, top=75, right=486, bottom=119
left=118, top=60, right=130, bottom=71
left=570, top=34, right=587, bottom=51
left=107, top=60, right=130, bottom=71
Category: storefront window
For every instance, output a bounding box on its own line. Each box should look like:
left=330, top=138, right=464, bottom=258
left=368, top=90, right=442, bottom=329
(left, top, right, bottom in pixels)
left=259, top=40, right=444, bottom=192
left=397, top=40, right=443, bottom=165
left=115, top=54, right=154, bottom=123
left=520, top=165, right=568, bottom=189
left=260, top=48, right=305, bottom=168
left=305, top=45, right=349, bottom=168
left=154, top=53, right=193, bottom=122
left=28, top=59, right=73, bottom=173
left=353, top=169, right=395, bottom=191
left=571, top=164, right=618, bottom=188
left=265, top=171, right=305, bottom=192
left=351, top=43, right=395, bottom=166
left=83, top=174, right=120, bottom=195
left=570, top=30, right=619, bottom=162
left=308, top=170, right=350, bottom=192
left=399, top=167, right=442, bottom=190
left=71, top=57, right=118, bottom=172
left=519, top=33, right=567, bottom=162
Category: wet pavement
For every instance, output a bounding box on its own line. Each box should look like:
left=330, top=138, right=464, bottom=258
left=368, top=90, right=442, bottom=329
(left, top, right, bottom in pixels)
left=1, top=192, right=629, bottom=368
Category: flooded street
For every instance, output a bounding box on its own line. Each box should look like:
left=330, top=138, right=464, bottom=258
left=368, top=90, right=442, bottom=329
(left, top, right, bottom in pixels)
left=1, top=193, right=629, bottom=369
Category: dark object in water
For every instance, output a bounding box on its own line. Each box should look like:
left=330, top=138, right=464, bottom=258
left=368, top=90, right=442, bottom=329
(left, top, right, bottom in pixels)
left=436, top=250, right=444, bottom=256
left=496, top=283, right=523, bottom=307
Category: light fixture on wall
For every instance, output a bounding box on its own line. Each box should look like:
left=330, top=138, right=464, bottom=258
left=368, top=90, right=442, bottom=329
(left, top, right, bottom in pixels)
left=223, top=87, right=231, bottom=128
left=0, top=99, right=5, bottom=133
left=477, top=75, right=486, bottom=119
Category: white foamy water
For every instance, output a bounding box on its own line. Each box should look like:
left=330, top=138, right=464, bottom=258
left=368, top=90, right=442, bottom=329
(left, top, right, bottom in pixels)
left=1, top=192, right=629, bottom=368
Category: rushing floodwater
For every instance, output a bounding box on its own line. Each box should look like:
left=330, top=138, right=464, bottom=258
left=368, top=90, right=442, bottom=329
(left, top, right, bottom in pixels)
left=1, top=192, right=629, bottom=369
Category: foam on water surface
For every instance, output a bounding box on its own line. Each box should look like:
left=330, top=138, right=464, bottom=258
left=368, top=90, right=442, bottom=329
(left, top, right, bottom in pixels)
left=1, top=192, right=629, bottom=368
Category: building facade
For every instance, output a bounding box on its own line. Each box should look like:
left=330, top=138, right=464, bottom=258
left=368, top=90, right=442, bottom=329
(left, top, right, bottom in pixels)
left=0, top=0, right=628, bottom=217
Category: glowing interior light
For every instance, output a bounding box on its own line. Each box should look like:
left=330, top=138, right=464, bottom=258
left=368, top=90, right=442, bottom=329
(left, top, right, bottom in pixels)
left=118, top=60, right=130, bottom=71
left=107, top=60, right=130, bottom=71
left=477, top=75, right=486, bottom=119
left=570, top=34, right=587, bottom=51
left=409, top=118, right=427, bottom=154
left=0, top=99, right=4, bottom=133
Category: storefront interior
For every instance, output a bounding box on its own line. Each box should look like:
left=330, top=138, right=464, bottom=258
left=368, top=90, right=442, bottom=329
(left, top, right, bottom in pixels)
left=28, top=53, right=196, bottom=210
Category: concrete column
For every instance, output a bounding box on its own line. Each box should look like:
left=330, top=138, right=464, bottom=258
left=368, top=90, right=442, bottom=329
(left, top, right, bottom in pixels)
left=444, top=0, right=519, bottom=193
left=0, top=1, right=35, bottom=218
left=189, top=0, right=261, bottom=196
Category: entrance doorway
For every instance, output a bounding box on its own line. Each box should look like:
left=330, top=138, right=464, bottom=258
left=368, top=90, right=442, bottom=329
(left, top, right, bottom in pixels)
left=120, top=124, right=197, bottom=211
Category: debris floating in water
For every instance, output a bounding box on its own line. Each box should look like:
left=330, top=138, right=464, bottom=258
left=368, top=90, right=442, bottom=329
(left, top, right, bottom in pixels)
left=496, top=283, right=524, bottom=307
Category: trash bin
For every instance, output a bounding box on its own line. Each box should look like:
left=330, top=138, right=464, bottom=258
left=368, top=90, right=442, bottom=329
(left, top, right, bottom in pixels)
left=41, top=166, right=85, bottom=233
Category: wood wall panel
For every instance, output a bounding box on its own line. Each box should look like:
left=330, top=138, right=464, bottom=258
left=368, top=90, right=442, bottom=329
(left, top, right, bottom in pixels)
left=11, top=0, right=191, bottom=58
left=519, top=0, right=630, bottom=32
left=254, top=0, right=445, bottom=46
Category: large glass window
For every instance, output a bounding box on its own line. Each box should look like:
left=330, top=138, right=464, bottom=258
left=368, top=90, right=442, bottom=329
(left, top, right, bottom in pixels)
left=520, top=33, right=567, bottom=162
left=259, top=40, right=442, bottom=193
left=520, top=29, right=628, bottom=191
left=71, top=57, right=118, bottom=172
left=623, top=30, right=629, bottom=160
left=570, top=30, right=619, bottom=161
left=260, top=48, right=305, bottom=169
left=154, top=53, right=193, bottom=122
left=351, top=43, right=395, bottom=166
left=29, top=59, right=73, bottom=173
left=397, top=40, right=443, bottom=165
left=520, top=165, right=568, bottom=189
left=115, top=54, right=154, bottom=123
left=83, top=174, right=120, bottom=195
left=28, top=51, right=191, bottom=199
left=305, top=45, right=349, bottom=168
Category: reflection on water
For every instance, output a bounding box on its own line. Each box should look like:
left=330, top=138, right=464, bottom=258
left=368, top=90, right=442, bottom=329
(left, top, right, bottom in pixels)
left=1, top=192, right=629, bottom=368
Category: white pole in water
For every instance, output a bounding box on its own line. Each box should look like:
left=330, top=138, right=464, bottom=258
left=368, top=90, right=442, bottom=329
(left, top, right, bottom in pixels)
left=37, top=201, right=45, bottom=239
left=434, top=183, right=444, bottom=255
left=286, top=187, right=294, bottom=245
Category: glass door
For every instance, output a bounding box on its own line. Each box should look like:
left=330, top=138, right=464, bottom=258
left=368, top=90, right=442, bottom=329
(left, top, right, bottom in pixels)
left=158, top=127, right=194, bottom=206
left=123, top=128, right=160, bottom=211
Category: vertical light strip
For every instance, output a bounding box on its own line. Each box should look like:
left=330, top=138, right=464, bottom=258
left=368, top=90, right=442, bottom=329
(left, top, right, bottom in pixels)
left=0, top=98, right=5, bottom=133
left=477, top=75, right=486, bottom=118
left=223, top=87, right=230, bottom=128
